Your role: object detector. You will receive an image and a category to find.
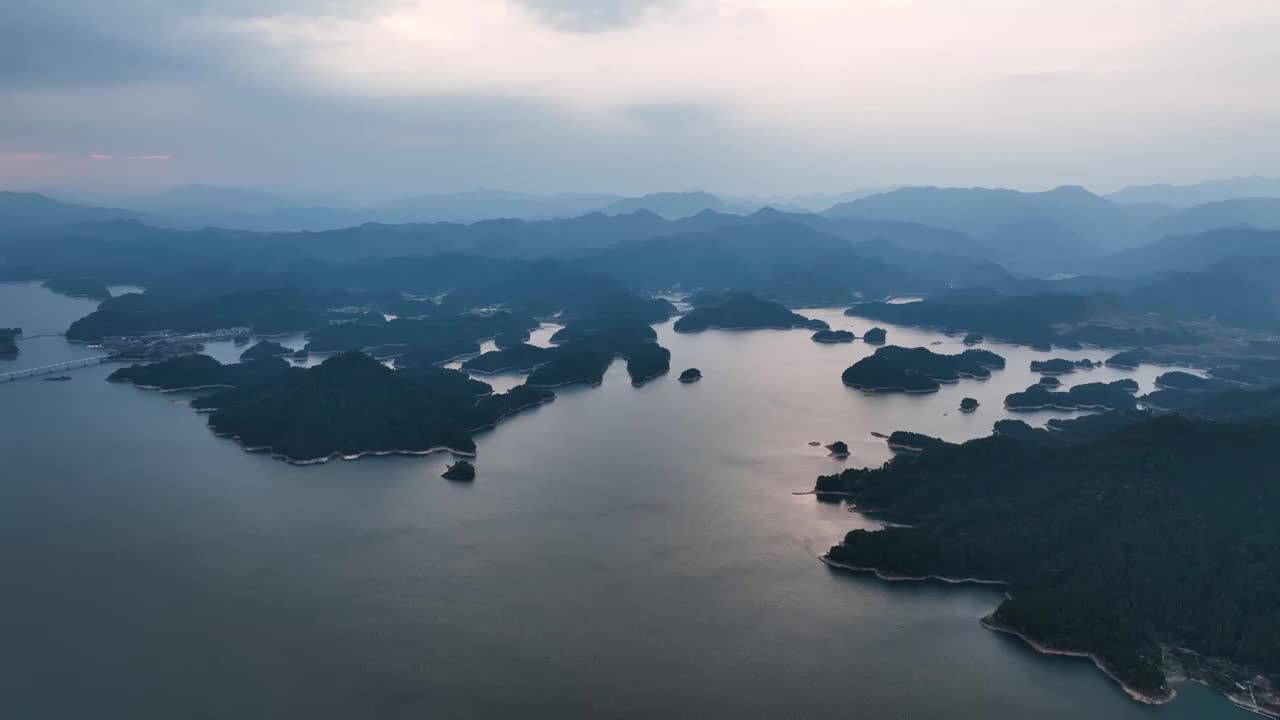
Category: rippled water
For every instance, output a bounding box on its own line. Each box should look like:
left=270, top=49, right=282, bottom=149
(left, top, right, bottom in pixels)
left=0, top=281, right=1248, bottom=719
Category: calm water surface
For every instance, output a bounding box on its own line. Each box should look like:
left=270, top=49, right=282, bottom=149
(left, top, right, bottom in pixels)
left=0, top=281, right=1248, bottom=719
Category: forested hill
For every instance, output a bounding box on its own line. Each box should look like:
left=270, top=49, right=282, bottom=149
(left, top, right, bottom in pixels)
left=815, top=415, right=1280, bottom=711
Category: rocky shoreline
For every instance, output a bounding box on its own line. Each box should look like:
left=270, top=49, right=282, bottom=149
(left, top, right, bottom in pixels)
left=978, top=615, right=1176, bottom=706
left=824, top=555, right=1277, bottom=716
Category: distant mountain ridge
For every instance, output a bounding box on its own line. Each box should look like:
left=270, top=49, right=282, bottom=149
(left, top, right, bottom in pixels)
left=13, top=182, right=1280, bottom=287
left=0, top=192, right=141, bottom=240
left=1099, top=227, right=1280, bottom=276
left=1144, top=197, right=1280, bottom=239
left=823, top=185, right=1139, bottom=249
left=1108, top=177, right=1280, bottom=207
left=599, top=191, right=759, bottom=219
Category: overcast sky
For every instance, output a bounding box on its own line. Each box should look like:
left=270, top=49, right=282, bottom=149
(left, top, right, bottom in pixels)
left=2, top=0, right=1278, bottom=197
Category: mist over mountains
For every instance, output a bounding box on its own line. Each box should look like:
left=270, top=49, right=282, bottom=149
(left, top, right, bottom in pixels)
left=9, top=176, right=1280, bottom=282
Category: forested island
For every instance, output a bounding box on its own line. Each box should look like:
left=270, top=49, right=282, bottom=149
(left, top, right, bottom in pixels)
left=106, top=350, right=556, bottom=462
left=1004, top=381, right=1138, bottom=411
left=841, top=346, right=1006, bottom=393
left=1029, top=358, right=1095, bottom=374
left=199, top=351, right=553, bottom=463
left=1153, top=371, right=1232, bottom=391
left=679, top=368, right=702, bottom=383
left=674, top=293, right=828, bottom=332
left=812, top=415, right=1280, bottom=715
left=811, top=329, right=855, bottom=343
left=525, top=317, right=671, bottom=387
left=442, top=460, right=476, bottom=481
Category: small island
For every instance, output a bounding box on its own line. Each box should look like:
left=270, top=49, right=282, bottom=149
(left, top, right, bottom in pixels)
left=673, top=293, right=828, bottom=333
left=1030, top=358, right=1095, bottom=375
left=962, top=333, right=983, bottom=345
left=292, top=348, right=309, bottom=360
left=1038, top=376, right=1062, bottom=388
left=678, top=368, right=702, bottom=383
left=1112, top=378, right=1140, bottom=393
left=240, top=340, right=292, bottom=361
left=811, top=329, right=855, bottom=344
left=841, top=346, right=1006, bottom=393
left=959, top=397, right=979, bottom=413
left=441, top=460, right=476, bottom=481
left=0, top=328, right=20, bottom=358
left=862, top=327, right=887, bottom=344
left=826, top=440, right=849, bottom=457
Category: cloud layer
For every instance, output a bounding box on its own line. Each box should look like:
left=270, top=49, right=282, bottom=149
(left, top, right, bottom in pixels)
left=3, top=0, right=1279, bottom=195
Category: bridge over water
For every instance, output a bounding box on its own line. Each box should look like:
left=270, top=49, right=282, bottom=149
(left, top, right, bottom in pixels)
left=0, top=355, right=115, bottom=383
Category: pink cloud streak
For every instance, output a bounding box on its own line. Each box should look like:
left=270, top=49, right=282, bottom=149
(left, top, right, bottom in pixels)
left=89, top=153, right=173, bottom=161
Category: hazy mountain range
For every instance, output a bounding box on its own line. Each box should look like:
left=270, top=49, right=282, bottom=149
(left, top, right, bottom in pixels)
left=7, top=177, right=1280, bottom=340
left=1106, top=177, right=1280, bottom=207
left=6, top=176, right=1280, bottom=281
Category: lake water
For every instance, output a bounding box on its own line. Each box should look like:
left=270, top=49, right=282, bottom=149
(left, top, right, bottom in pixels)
left=0, top=281, right=1249, bottom=719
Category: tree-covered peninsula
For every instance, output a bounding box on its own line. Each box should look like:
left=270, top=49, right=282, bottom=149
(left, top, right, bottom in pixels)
left=673, top=293, right=828, bottom=332
left=42, top=276, right=112, bottom=301
left=461, top=343, right=551, bottom=374
left=812, top=415, right=1280, bottom=714
left=67, top=288, right=329, bottom=341
left=195, top=351, right=553, bottom=463
left=239, top=340, right=291, bottom=361
left=109, top=355, right=292, bottom=391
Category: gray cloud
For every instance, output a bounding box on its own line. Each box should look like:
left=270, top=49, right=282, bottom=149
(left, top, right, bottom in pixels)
left=0, top=2, right=186, bottom=86
left=510, top=0, right=678, bottom=32
left=0, top=1, right=374, bottom=87
left=3, top=1, right=1280, bottom=196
